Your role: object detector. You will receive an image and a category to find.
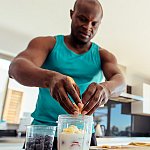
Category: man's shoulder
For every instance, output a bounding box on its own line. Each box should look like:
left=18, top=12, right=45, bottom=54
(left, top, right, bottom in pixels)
left=28, top=36, right=57, bottom=52
left=31, top=35, right=55, bottom=42
left=99, top=48, right=117, bottom=63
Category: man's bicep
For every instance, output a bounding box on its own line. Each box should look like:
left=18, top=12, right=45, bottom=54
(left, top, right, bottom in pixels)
left=100, top=49, right=122, bottom=80
left=15, top=36, right=55, bottom=67
left=15, top=49, right=45, bottom=67
left=102, top=61, right=122, bottom=81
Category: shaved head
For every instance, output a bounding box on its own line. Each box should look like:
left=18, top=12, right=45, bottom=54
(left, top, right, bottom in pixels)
left=73, top=0, right=103, bottom=18
left=70, top=0, right=103, bottom=44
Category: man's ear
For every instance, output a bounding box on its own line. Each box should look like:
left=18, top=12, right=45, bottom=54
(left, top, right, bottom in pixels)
left=70, top=9, right=74, bottom=19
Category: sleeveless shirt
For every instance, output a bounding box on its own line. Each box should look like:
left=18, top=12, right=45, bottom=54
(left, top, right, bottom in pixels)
left=31, top=35, right=104, bottom=127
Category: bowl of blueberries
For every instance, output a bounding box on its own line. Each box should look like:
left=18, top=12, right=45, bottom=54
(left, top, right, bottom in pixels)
left=25, top=125, right=56, bottom=150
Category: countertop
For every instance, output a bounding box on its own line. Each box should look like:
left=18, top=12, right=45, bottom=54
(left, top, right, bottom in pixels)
left=97, top=137, right=150, bottom=146
left=0, top=137, right=24, bottom=150
left=0, top=137, right=150, bottom=150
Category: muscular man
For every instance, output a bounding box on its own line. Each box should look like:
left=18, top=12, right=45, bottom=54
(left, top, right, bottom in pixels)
left=9, top=0, right=126, bottom=149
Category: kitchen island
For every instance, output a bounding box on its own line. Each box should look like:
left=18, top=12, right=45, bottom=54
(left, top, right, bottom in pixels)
left=0, top=137, right=24, bottom=150
left=97, top=137, right=150, bottom=146
left=0, top=137, right=150, bottom=150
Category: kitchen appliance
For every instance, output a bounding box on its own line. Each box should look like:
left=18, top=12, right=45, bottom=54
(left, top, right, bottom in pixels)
left=57, top=114, right=93, bottom=150
left=95, top=123, right=105, bottom=137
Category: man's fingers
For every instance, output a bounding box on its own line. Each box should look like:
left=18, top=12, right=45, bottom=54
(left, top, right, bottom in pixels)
left=59, top=88, right=78, bottom=113
left=66, top=76, right=75, bottom=84
left=65, top=77, right=82, bottom=105
left=57, top=93, right=73, bottom=114
left=82, top=89, right=103, bottom=114
left=52, top=75, right=82, bottom=114
left=73, top=84, right=80, bottom=97
left=84, top=91, right=107, bottom=115
left=82, top=83, right=97, bottom=104
left=87, top=102, right=100, bottom=115
left=87, top=96, right=107, bottom=115
left=66, top=84, right=81, bottom=104
left=53, top=91, right=70, bottom=113
left=53, top=90, right=60, bottom=102
left=99, top=93, right=108, bottom=106
left=73, top=84, right=84, bottom=110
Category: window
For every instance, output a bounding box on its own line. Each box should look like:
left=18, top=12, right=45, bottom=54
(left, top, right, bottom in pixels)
left=110, top=103, right=131, bottom=136
left=3, top=89, right=23, bottom=124
left=94, top=101, right=131, bottom=137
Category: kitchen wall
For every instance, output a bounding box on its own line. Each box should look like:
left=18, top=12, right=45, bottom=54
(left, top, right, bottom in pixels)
left=0, top=0, right=150, bottom=81
left=8, top=79, right=38, bottom=118
left=0, top=59, right=10, bottom=118
left=0, top=58, right=38, bottom=121
left=126, top=71, right=150, bottom=96
left=1, top=0, right=150, bottom=86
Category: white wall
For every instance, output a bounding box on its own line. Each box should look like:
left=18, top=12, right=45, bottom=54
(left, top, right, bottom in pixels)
left=0, top=58, right=38, bottom=121
left=0, top=69, right=8, bottom=117
left=143, top=83, right=150, bottom=114
left=0, top=59, right=10, bottom=118
left=0, top=0, right=150, bottom=80
left=96, top=0, right=150, bottom=66
left=126, top=68, right=150, bottom=96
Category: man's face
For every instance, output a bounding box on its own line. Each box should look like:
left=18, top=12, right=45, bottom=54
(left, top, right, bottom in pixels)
left=70, top=2, right=102, bottom=44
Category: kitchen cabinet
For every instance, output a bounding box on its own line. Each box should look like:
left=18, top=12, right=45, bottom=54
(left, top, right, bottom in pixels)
left=131, top=83, right=150, bottom=115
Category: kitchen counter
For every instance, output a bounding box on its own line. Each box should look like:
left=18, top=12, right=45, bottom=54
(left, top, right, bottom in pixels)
left=97, top=137, right=150, bottom=146
left=0, top=137, right=24, bottom=150
left=0, top=137, right=150, bottom=150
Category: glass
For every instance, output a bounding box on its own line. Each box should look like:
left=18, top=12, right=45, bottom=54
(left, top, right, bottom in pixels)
left=110, top=104, right=131, bottom=136
left=57, top=114, right=93, bottom=150
left=94, top=102, right=132, bottom=136
left=25, top=125, right=56, bottom=150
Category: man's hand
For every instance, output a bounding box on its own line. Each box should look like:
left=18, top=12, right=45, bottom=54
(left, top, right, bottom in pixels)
left=81, top=49, right=126, bottom=115
left=81, top=82, right=110, bottom=115
left=49, top=73, right=82, bottom=114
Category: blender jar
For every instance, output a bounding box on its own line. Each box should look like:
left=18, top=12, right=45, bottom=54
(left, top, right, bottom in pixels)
left=25, top=125, right=56, bottom=150
left=57, top=114, right=93, bottom=150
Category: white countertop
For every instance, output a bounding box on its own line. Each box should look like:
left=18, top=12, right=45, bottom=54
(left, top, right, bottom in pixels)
left=0, top=137, right=150, bottom=150
left=0, top=143, right=23, bottom=150
left=0, top=137, right=24, bottom=150
left=97, top=137, right=150, bottom=146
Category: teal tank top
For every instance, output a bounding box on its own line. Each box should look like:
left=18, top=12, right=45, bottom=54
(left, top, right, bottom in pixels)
left=31, top=35, right=104, bottom=127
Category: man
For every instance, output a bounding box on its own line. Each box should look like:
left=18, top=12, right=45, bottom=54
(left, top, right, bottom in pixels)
left=9, top=0, right=126, bottom=149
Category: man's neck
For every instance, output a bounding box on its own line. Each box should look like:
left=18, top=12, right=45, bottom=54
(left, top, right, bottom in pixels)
left=64, top=35, right=92, bottom=54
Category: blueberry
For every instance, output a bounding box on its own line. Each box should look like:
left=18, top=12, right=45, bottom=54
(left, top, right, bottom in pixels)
left=26, top=134, right=54, bottom=150
left=35, top=143, right=41, bottom=150
left=35, top=139, right=39, bottom=144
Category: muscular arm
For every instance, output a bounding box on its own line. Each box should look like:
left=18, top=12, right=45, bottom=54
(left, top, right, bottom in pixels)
left=82, top=48, right=126, bottom=115
left=9, top=36, right=82, bottom=114
left=9, top=36, right=56, bottom=87
left=100, top=49, right=126, bottom=97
